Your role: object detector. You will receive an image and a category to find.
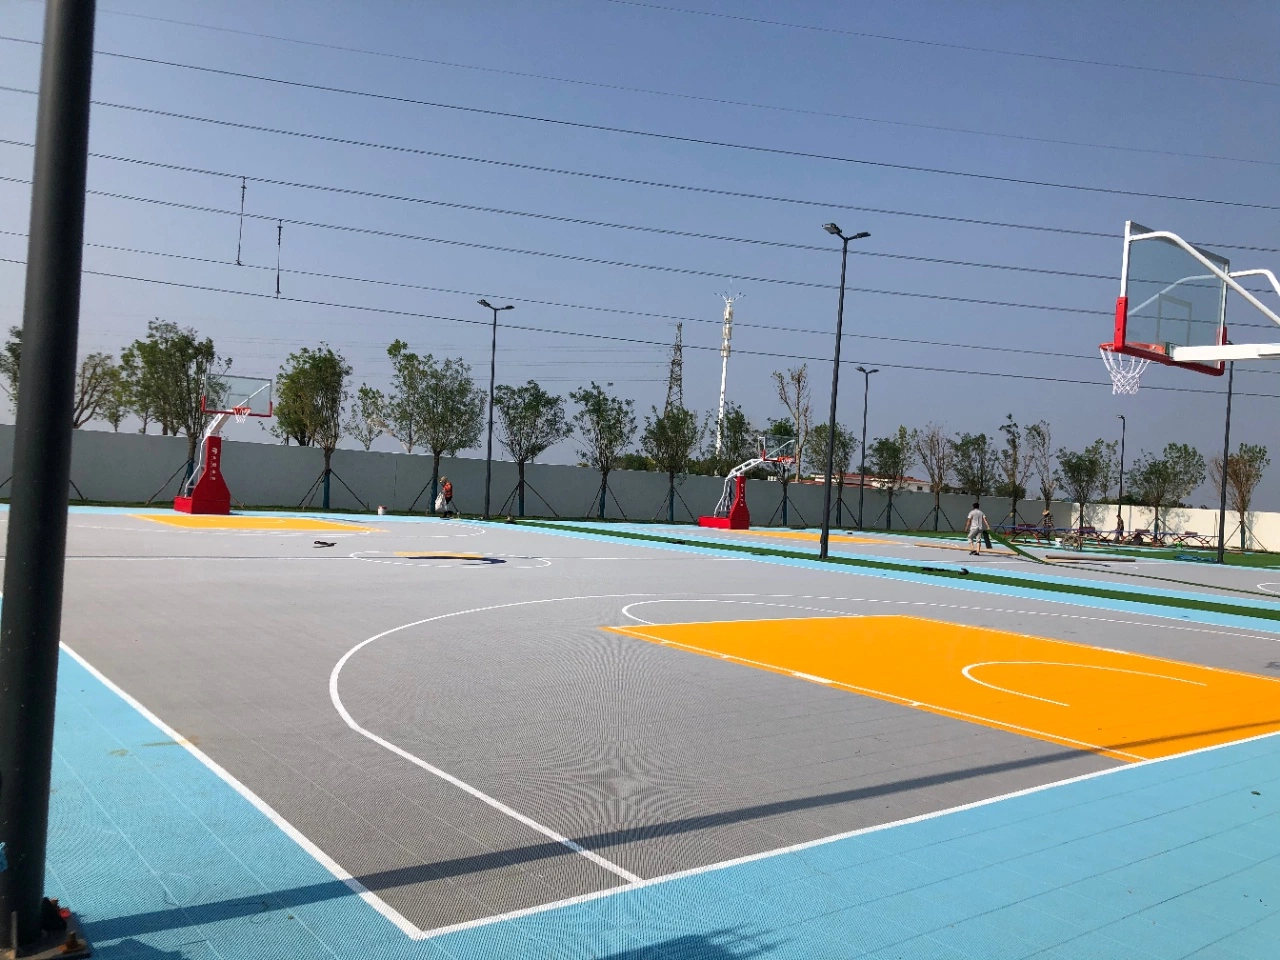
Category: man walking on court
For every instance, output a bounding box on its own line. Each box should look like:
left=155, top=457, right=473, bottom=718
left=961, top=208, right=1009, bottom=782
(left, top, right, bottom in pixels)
left=967, top=501, right=990, bottom=556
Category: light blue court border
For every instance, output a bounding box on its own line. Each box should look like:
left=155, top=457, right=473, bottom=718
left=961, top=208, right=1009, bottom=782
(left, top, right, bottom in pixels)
left=48, top=645, right=1280, bottom=960
left=481, top=519, right=1280, bottom=636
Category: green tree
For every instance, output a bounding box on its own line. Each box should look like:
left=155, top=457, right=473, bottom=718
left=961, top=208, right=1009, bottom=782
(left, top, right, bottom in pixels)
left=494, top=380, right=572, bottom=517
left=383, top=340, right=427, bottom=453
left=1025, top=421, right=1056, bottom=506
left=765, top=416, right=799, bottom=525
left=0, top=325, right=19, bottom=411
left=771, top=365, right=811, bottom=482
left=806, top=422, right=858, bottom=528
left=641, top=403, right=703, bottom=522
left=71, top=353, right=119, bottom=428
left=344, top=384, right=385, bottom=451
left=99, top=363, right=132, bottom=432
left=570, top=382, right=637, bottom=519
left=1058, top=439, right=1115, bottom=533
left=419, top=355, right=485, bottom=513
left=913, top=423, right=954, bottom=531
left=698, top=402, right=754, bottom=475
left=868, top=426, right=917, bottom=530
left=1127, top=442, right=1206, bottom=538
left=952, top=432, right=998, bottom=500
left=996, top=414, right=1034, bottom=526
left=121, top=319, right=230, bottom=469
left=1210, top=443, right=1270, bottom=551
left=275, top=345, right=352, bottom=509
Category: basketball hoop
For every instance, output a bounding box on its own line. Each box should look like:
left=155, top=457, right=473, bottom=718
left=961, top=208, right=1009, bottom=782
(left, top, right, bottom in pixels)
left=231, top=405, right=252, bottom=424
left=1100, top=347, right=1150, bottom=395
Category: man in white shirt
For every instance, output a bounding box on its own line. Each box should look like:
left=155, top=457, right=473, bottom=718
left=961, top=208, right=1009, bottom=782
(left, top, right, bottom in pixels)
left=966, top=502, right=989, bottom=556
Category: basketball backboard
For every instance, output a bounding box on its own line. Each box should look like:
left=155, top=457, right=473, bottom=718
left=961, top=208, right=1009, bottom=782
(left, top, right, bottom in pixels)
left=203, top=374, right=273, bottom=418
left=1110, top=221, right=1229, bottom=376
left=1104, top=222, right=1280, bottom=388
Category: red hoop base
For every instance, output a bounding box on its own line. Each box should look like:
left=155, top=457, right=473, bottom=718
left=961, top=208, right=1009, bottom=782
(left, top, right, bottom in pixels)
left=699, top=475, right=750, bottom=529
left=174, top=435, right=232, bottom=514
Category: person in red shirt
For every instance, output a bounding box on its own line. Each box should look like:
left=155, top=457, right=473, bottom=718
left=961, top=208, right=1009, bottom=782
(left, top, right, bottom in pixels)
left=440, top=478, right=456, bottom=518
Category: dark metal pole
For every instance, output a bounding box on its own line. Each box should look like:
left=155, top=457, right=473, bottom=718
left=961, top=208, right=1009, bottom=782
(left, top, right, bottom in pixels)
left=0, top=0, right=97, bottom=947
left=819, top=237, right=850, bottom=560
left=483, top=305, right=498, bottom=520
left=857, top=371, right=872, bottom=530
left=1217, top=361, right=1235, bottom=564
left=1117, top=414, right=1126, bottom=533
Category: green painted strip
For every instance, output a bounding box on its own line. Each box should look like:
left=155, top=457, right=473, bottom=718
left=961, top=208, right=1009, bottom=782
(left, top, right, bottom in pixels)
left=517, top=520, right=1280, bottom=625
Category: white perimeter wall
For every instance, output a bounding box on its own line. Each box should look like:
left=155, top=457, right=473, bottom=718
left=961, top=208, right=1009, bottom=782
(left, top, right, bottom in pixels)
left=0, top=425, right=1273, bottom=547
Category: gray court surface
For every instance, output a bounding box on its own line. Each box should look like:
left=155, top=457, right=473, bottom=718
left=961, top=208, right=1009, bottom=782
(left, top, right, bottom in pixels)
left=681, top=523, right=1280, bottom=602
left=43, top=512, right=1280, bottom=932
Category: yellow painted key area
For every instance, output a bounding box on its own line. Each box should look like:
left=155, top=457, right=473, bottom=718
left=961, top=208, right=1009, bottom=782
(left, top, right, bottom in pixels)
left=606, top=615, right=1280, bottom=762
left=138, top=514, right=376, bottom=532
left=736, top=530, right=890, bottom=545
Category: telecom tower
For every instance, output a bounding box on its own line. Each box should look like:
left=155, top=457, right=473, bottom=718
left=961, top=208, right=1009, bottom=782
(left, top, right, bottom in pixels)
left=714, top=293, right=742, bottom=454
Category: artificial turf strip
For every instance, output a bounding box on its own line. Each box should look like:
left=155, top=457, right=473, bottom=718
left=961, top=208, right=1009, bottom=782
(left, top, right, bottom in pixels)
left=517, top=520, right=1280, bottom=625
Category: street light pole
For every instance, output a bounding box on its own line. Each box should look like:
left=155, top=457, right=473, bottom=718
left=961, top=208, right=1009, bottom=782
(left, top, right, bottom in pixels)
left=1116, top=414, right=1126, bottom=531
left=478, top=299, right=514, bottom=521
left=818, top=224, right=869, bottom=559
left=0, top=0, right=97, bottom=949
left=855, top=366, right=878, bottom=530
left=1217, top=361, right=1235, bottom=564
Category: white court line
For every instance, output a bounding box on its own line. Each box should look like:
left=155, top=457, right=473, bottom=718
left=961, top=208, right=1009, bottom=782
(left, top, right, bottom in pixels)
left=63, top=589, right=1280, bottom=943
left=420, top=724, right=1280, bottom=938
left=960, top=661, right=1207, bottom=708
left=59, top=643, right=426, bottom=940
left=607, top=624, right=1148, bottom=763
left=329, top=596, right=660, bottom=887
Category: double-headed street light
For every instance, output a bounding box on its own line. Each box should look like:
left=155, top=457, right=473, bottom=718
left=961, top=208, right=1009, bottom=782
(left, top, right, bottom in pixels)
left=478, top=299, right=514, bottom=520
left=818, top=224, right=870, bottom=559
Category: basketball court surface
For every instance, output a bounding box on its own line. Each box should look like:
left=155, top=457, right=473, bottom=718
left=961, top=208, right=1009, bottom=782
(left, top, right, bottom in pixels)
left=34, top=507, right=1280, bottom=959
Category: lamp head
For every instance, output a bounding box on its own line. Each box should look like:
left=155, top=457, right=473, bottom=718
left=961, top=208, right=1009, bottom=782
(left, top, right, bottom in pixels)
left=478, top=299, right=492, bottom=308
left=822, top=223, right=842, bottom=236
left=856, top=366, right=866, bottom=373
left=851, top=231, right=871, bottom=240
left=499, top=304, right=515, bottom=311
left=869, top=368, right=880, bottom=375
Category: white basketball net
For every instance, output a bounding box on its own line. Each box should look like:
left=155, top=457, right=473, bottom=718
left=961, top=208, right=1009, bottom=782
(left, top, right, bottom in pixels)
left=232, top=405, right=252, bottom=424
left=1100, top=348, right=1150, bottom=395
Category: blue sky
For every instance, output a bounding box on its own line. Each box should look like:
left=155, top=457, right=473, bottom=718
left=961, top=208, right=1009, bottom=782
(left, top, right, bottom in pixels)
left=2, top=0, right=1279, bottom=506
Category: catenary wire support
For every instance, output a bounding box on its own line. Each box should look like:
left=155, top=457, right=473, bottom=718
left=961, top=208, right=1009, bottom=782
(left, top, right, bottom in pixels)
left=274, top=219, right=282, bottom=297
left=234, top=175, right=246, bottom=265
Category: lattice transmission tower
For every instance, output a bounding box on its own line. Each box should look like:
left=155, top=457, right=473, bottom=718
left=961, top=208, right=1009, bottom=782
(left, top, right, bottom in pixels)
left=664, top=322, right=684, bottom=412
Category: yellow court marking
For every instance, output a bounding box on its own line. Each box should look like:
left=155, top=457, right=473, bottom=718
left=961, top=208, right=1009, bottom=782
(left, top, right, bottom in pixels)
left=394, top=551, right=484, bottom=559
left=913, top=541, right=1015, bottom=556
left=604, top=615, right=1280, bottom=762
left=735, top=529, right=890, bottom=545
left=137, top=514, right=377, bottom=532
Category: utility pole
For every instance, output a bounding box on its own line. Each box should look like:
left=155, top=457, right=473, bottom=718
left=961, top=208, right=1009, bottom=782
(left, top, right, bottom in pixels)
left=0, top=1, right=97, bottom=954
left=714, top=293, right=742, bottom=455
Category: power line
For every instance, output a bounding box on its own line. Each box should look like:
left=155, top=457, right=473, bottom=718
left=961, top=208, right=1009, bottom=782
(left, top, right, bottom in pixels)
left=0, top=163, right=1128, bottom=282
left=2, top=71, right=1277, bottom=212
left=0, top=176, right=1117, bottom=316
left=11, top=228, right=1271, bottom=372
left=600, top=0, right=1280, bottom=91
left=9, top=14, right=1274, bottom=169
left=1, top=256, right=1271, bottom=399
left=3, top=141, right=1273, bottom=261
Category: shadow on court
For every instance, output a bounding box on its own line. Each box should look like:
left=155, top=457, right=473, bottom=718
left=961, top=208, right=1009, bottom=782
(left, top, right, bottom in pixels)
left=83, top=747, right=1089, bottom=941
